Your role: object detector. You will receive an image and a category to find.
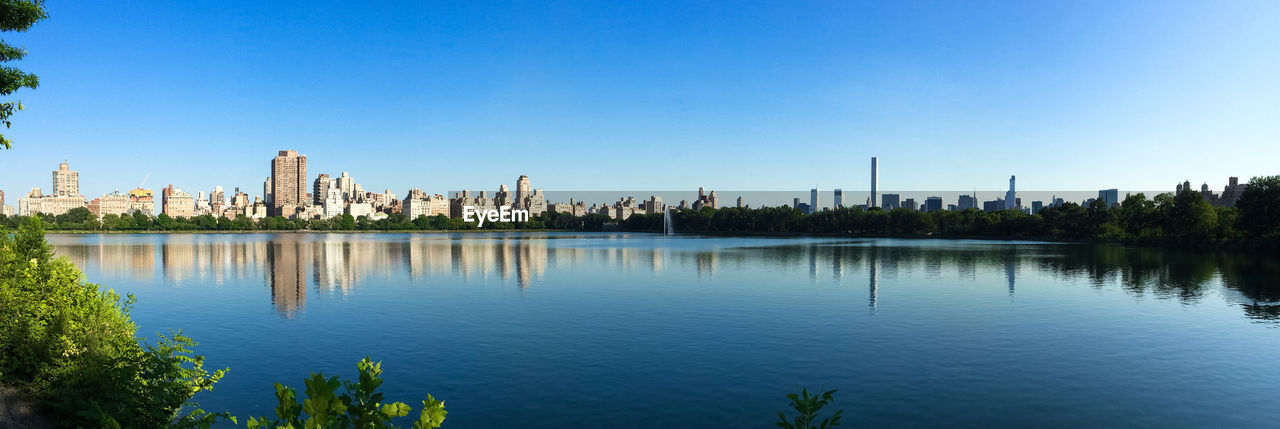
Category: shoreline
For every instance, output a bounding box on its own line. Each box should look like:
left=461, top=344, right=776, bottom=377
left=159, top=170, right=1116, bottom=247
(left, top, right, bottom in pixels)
left=42, top=229, right=1277, bottom=252
left=45, top=229, right=570, bottom=234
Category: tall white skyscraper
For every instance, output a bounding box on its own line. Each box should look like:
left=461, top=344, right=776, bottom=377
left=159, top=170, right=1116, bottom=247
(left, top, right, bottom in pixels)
left=870, top=157, right=878, bottom=208
left=1005, top=175, right=1016, bottom=210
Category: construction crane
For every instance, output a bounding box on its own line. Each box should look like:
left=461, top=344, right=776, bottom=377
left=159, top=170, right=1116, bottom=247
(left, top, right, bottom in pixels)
left=138, top=171, right=151, bottom=189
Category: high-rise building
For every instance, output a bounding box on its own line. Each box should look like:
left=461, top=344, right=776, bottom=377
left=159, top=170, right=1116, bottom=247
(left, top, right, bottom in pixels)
left=1005, top=176, right=1017, bottom=210
left=495, top=185, right=512, bottom=207
left=263, top=177, right=272, bottom=205
left=52, top=160, right=80, bottom=197
left=903, top=198, right=917, bottom=211
left=322, top=188, right=344, bottom=219
left=881, top=193, right=900, bottom=210
left=208, top=186, right=226, bottom=216
left=313, top=174, right=331, bottom=205
left=647, top=196, right=664, bottom=214
left=526, top=189, right=548, bottom=215
left=870, top=157, right=878, bottom=208
left=270, top=150, right=308, bottom=216
left=691, top=189, right=716, bottom=211
left=736, top=196, right=744, bottom=209
left=1098, top=189, right=1119, bottom=208
left=1031, top=201, right=1043, bottom=215
left=515, top=175, right=531, bottom=209
left=958, top=194, right=976, bottom=210
left=161, top=184, right=175, bottom=215
left=810, top=188, right=819, bottom=214
left=834, top=188, right=843, bottom=208
left=925, top=197, right=942, bottom=213
left=336, top=172, right=355, bottom=201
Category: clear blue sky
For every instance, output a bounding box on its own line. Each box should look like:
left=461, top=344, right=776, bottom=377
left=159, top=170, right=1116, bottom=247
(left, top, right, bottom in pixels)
left=2, top=0, right=1278, bottom=200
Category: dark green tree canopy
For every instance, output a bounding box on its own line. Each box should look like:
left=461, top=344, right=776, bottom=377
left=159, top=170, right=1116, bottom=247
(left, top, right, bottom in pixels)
left=1236, top=175, right=1280, bottom=237
left=0, top=0, right=48, bottom=150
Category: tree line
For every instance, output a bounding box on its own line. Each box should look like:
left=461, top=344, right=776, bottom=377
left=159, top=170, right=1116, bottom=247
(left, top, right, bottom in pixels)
left=6, top=175, right=1278, bottom=247
left=0, top=210, right=549, bottom=232
left=617, top=175, right=1280, bottom=247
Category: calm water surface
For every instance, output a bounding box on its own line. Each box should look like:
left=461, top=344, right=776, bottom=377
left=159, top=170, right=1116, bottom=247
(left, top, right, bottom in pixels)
left=48, top=232, right=1280, bottom=427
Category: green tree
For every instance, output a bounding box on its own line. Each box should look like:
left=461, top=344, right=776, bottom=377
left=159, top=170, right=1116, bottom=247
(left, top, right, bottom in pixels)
left=1236, top=175, right=1280, bottom=237
left=1166, top=190, right=1218, bottom=239
left=1119, top=193, right=1160, bottom=239
left=429, top=214, right=449, bottom=230
left=0, top=0, right=47, bottom=149
left=55, top=206, right=94, bottom=228
left=338, top=213, right=357, bottom=230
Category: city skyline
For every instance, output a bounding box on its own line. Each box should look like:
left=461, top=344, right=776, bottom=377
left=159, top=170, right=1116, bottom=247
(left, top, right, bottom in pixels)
left=1, top=1, right=1277, bottom=196
left=1, top=152, right=1253, bottom=222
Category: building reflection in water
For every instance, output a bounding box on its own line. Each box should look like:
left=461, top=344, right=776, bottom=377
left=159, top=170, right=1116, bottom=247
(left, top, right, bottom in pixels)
left=267, top=238, right=308, bottom=318
left=868, top=253, right=879, bottom=310
left=47, top=235, right=1280, bottom=322
left=1005, top=256, right=1016, bottom=297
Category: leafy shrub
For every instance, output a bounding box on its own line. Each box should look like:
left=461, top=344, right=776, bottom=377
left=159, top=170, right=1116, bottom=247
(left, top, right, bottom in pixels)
left=247, top=357, right=446, bottom=428
left=777, top=387, right=843, bottom=429
left=0, top=217, right=229, bottom=427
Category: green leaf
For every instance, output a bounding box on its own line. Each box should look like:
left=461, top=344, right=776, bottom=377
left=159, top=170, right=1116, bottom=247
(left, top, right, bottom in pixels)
left=381, top=401, right=412, bottom=418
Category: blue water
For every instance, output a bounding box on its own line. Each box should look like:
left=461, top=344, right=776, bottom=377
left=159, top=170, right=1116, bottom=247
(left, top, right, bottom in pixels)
left=48, top=232, right=1280, bottom=427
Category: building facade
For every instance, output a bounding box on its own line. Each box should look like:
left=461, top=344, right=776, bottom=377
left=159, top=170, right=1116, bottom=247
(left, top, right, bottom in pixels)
left=270, top=150, right=308, bottom=216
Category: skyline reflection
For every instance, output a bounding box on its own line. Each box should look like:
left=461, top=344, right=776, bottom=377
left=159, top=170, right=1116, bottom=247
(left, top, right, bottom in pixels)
left=49, top=234, right=1280, bottom=321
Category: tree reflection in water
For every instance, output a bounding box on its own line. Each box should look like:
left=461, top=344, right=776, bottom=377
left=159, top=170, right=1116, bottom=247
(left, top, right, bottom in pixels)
left=49, top=234, right=1280, bottom=322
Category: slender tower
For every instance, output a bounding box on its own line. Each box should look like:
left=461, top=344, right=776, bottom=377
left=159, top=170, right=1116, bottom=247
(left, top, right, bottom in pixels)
left=1006, top=175, right=1016, bottom=211
left=870, top=157, right=878, bottom=208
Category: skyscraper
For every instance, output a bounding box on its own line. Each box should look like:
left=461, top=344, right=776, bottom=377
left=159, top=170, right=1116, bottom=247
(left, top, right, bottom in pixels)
left=52, top=160, right=79, bottom=197
left=810, top=188, right=819, bottom=214
left=270, top=150, right=308, bottom=216
left=925, top=197, right=942, bottom=213
left=1005, top=175, right=1016, bottom=211
left=313, top=173, right=331, bottom=205
left=834, top=188, right=843, bottom=208
left=336, top=172, right=355, bottom=201
left=870, top=157, right=878, bottom=208
left=515, top=175, right=530, bottom=209
left=263, top=177, right=272, bottom=205
left=881, top=193, right=900, bottom=210
left=1099, top=189, right=1119, bottom=208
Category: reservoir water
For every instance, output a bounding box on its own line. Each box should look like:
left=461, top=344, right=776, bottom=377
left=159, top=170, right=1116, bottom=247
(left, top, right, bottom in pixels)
left=48, top=232, right=1280, bottom=427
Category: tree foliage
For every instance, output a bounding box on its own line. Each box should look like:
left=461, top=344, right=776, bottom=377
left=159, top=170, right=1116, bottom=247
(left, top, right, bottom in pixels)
left=0, top=0, right=47, bottom=150
left=247, top=357, right=447, bottom=429
left=0, top=217, right=231, bottom=427
left=1236, top=175, right=1280, bottom=237
left=777, top=387, right=843, bottom=429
